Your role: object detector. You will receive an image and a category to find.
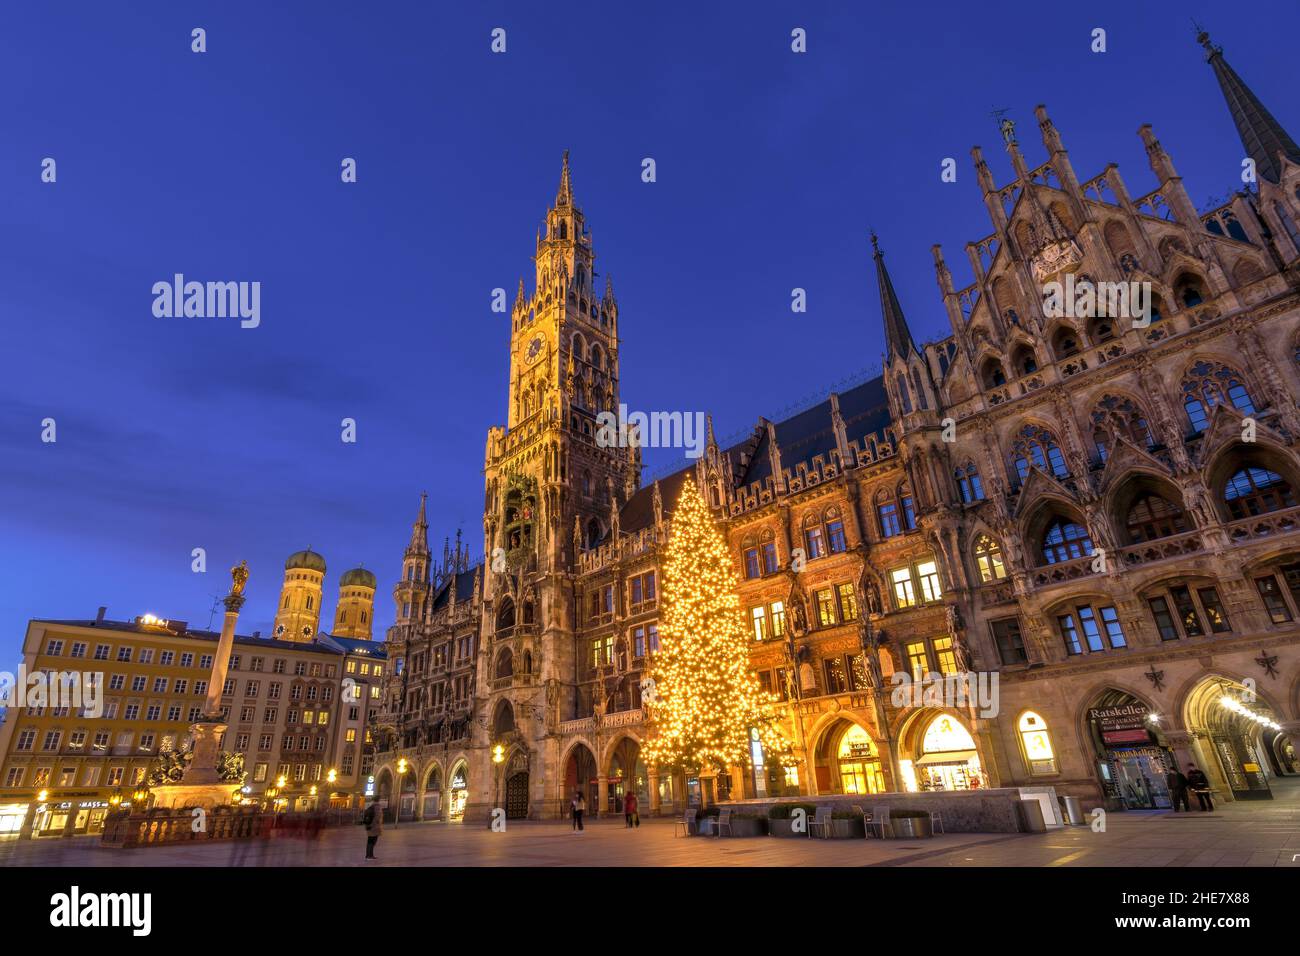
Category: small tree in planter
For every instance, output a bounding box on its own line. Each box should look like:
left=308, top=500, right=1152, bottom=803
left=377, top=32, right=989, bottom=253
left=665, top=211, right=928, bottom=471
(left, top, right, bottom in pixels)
left=729, top=812, right=768, bottom=837
left=830, top=810, right=866, bottom=839
left=767, top=802, right=817, bottom=837
left=890, top=809, right=934, bottom=839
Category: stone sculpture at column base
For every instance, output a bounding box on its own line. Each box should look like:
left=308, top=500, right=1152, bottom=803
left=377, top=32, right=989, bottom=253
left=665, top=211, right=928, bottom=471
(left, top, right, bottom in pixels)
left=152, top=720, right=239, bottom=810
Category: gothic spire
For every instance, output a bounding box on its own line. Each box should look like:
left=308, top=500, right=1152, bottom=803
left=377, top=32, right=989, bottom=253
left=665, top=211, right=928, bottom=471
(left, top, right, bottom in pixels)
left=556, top=149, right=574, bottom=207
left=1199, top=30, right=1300, bottom=185
left=871, top=233, right=917, bottom=361
left=408, top=492, right=429, bottom=556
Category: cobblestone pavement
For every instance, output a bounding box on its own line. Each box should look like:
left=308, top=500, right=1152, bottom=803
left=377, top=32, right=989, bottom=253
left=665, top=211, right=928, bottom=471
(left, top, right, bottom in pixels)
left=3, top=780, right=1297, bottom=867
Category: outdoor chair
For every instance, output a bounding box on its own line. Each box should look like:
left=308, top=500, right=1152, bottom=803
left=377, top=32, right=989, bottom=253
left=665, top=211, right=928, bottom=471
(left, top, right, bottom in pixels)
left=674, top=808, right=698, bottom=837
left=807, top=805, right=833, bottom=839
left=714, top=808, right=733, bottom=837
left=865, top=806, right=894, bottom=839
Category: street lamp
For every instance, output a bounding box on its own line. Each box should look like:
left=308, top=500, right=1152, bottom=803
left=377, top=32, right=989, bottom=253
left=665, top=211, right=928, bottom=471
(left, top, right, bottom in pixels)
left=492, top=744, right=505, bottom=825
left=395, top=757, right=409, bottom=827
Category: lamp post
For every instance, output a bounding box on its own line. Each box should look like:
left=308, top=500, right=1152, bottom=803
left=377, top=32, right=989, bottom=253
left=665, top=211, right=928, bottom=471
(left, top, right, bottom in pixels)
left=395, top=757, right=408, bottom=827
left=491, top=744, right=505, bottom=825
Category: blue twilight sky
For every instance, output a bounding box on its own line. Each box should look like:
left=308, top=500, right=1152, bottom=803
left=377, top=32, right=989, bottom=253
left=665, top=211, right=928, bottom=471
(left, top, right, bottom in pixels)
left=0, top=1, right=1294, bottom=660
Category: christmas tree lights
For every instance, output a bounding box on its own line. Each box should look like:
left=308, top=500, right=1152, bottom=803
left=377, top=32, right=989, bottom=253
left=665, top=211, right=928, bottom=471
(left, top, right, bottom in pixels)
left=643, top=481, right=791, bottom=774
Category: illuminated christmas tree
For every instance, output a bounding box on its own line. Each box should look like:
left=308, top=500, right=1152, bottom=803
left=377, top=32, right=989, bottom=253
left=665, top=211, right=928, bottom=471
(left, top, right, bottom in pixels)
left=643, top=481, right=791, bottom=775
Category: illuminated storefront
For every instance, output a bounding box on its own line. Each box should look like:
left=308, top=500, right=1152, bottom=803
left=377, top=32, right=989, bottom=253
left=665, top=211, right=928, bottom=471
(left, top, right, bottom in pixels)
left=448, top=764, right=468, bottom=821
left=813, top=719, right=885, bottom=795
left=837, top=725, right=885, bottom=794
left=1087, top=694, right=1171, bottom=810
left=904, top=713, right=986, bottom=791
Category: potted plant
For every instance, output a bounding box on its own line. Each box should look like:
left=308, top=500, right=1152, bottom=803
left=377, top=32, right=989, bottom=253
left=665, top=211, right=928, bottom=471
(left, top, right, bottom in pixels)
left=695, top=804, right=720, bottom=836
left=830, top=810, right=866, bottom=838
left=890, top=809, right=934, bottom=839
left=729, top=812, right=768, bottom=837
left=767, top=802, right=817, bottom=837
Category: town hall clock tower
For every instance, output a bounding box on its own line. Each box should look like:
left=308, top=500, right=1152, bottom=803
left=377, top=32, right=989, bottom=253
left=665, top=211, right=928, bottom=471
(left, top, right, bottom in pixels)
left=471, top=153, right=641, bottom=819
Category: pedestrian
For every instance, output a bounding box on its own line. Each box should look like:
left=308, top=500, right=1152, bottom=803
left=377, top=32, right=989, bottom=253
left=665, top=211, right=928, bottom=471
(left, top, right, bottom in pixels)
left=363, top=797, right=383, bottom=860
left=1165, top=766, right=1190, bottom=812
left=1186, top=764, right=1214, bottom=812
left=571, top=790, right=585, bottom=831
left=623, top=789, right=639, bottom=828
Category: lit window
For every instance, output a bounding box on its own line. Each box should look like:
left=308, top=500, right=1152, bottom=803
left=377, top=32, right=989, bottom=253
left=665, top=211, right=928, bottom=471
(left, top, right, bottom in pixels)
left=974, top=535, right=1007, bottom=582
left=891, top=567, right=916, bottom=608
left=916, top=561, right=942, bottom=602
left=1018, top=711, right=1057, bottom=774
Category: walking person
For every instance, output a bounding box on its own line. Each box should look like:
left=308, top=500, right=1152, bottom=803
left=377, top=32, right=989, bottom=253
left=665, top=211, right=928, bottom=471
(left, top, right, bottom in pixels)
left=1165, top=766, right=1190, bottom=812
left=571, top=790, right=585, bottom=831
left=363, top=797, right=383, bottom=861
left=624, top=789, right=639, bottom=828
left=1186, top=764, right=1214, bottom=812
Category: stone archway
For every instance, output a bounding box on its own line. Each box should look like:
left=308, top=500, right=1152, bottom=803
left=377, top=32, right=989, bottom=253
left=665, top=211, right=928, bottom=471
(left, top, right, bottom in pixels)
left=563, top=742, right=598, bottom=813
left=1182, top=675, right=1289, bottom=801
left=811, top=717, right=886, bottom=796
left=446, top=760, right=470, bottom=822
left=422, top=763, right=443, bottom=821
left=503, top=749, right=530, bottom=819
left=605, top=736, right=648, bottom=815
left=897, top=709, right=988, bottom=793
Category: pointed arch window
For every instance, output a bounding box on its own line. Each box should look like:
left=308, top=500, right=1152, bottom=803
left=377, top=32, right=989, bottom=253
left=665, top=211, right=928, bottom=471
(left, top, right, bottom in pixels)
left=955, top=463, right=985, bottom=503
left=1011, top=425, right=1069, bottom=482
left=1175, top=273, right=1205, bottom=307
left=974, top=535, right=1007, bottom=583
left=1181, top=360, right=1255, bottom=432
left=1125, top=493, right=1187, bottom=543
left=981, top=359, right=1007, bottom=389
left=895, top=373, right=912, bottom=414
left=1051, top=327, right=1080, bottom=359
left=1090, top=395, right=1156, bottom=463
left=1224, top=467, right=1297, bottom=520
left=1042, top=518, right=1093, bottom=564
left=911, top=368, right=929, bottom=409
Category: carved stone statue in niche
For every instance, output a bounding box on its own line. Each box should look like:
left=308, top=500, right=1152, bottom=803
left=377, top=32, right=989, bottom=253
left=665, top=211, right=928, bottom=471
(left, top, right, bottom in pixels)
left=788, top=582, right=809, bottom=636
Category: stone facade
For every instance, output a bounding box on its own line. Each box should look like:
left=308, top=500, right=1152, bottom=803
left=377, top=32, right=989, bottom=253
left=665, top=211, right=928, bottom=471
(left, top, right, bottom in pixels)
left=374, top=36, right=1300, bottom=821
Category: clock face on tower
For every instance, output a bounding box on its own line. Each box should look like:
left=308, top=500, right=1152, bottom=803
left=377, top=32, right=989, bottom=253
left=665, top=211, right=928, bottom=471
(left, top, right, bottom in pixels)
left=524, top=333, right=546, bottom=366
left=275, top=624, right=285, bottom=636
left=301, top=625, right=312, bottom=638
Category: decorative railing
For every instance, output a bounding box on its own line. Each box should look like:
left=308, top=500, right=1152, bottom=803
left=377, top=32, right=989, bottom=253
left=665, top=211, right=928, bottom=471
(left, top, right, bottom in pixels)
left=978, top=582, right=1015, bottom=607
left=101, top=806, right=267, bottom=847
left=1225, top=505, right=1300, bottom=543
left=1118, top=530, right=1203, bottom=567
left=1030, top=554, right=1097, bottom=588
left=557, top=707, right=645, bottom=735
left=578, top=525, right=662, bottom=575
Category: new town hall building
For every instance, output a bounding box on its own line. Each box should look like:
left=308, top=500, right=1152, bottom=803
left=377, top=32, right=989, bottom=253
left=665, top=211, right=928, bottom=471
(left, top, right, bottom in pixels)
left=373, top=35, right=1300, bottom=823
